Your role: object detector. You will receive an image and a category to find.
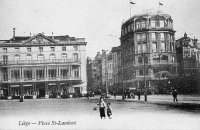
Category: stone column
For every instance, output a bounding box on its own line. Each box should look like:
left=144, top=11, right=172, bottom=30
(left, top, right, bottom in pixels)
left=32, top=83, right=37, bottom=99
left=8, top=68, right=11, bottom=81
left=32, top=67, right=36, bottom=81
left=45, top=82, right=49, bottom=98
left=46, top=66, right=49, bottom=80
left=79, top=66, right=81, bottom=79
left=7, top=84, right=12, bottom=99
left=22, top=67, right=24, bottom=80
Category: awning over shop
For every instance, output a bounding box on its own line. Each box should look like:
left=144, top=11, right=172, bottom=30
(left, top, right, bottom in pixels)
left=11, top=85, right=20, bottom=87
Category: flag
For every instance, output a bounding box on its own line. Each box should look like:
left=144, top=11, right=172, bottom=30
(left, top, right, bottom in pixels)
left=159, top=2, right=163, bottom=5
left=130, top=2, right=135, bottom=4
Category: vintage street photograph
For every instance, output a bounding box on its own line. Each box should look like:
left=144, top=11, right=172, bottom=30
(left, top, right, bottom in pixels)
left=0, top=0, right=200, bottom=130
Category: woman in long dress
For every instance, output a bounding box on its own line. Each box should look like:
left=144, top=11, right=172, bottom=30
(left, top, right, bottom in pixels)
left=98, top=97, right=106, bottom=119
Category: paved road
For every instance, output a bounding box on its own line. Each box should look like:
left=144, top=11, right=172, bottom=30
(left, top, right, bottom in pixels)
left=0, top=97, right=200, bottom=130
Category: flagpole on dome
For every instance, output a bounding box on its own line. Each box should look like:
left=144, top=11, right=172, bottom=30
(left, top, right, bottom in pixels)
left=129, top=1, right=136, bottom=18
left=158, top=1, right=163, bottom=13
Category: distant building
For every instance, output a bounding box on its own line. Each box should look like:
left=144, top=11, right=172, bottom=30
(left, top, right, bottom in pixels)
left=176, top=33, right=200, bottom=93
left=176, top=33, right=200, bottom=75
left=0, top=29, right=87, bottom=99
left=86, top=57, right=93, bottom=92
left=86, top=52, right=102, bottom=94
left=120, top=13, right=177, bottom=93
left=111, top=46, right=122, bottom=93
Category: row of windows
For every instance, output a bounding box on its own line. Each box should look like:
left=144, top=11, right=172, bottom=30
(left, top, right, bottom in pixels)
left=122, top=20, right=173, bottom=36
left=123, top=55, right=175, bottom=67
left=122, top=33, right=174, bottom=49
left=124, top=67, right=176, bottom=78
left=3, top=68, right=80, bottom=81
left=123, top=42, right=174, bottom=56
left=136, top=33, right=174, bottom=41
left=2, top=46, right=78, bottom=53
left=2, top=53, right=79, bottom=63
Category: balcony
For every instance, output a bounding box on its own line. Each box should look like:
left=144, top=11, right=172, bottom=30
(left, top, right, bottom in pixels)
left=1, top=76, right=81, bottom=83
left=0, top=59, right=81, bottom=66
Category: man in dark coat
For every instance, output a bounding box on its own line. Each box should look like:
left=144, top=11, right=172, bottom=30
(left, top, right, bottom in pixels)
left=172, top=89, right=178, bottom=102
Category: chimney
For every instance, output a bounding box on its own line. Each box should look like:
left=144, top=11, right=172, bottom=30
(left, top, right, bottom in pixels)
left=13, top=28, right=15, bottom=41
left=52, top=32, right=54, bottom=39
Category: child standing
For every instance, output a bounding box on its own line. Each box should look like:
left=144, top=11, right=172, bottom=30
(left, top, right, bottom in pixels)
left=98, top=97, right=106, bottom=119
left=107, top=103, right=112, bottom=119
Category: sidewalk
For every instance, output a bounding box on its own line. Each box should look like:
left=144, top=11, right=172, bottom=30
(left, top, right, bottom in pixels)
left=107, top=94, right=200, bottom=105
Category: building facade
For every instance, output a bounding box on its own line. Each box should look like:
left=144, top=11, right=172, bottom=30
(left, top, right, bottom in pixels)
left=120, top=13, right=177, bottom=94
left=86, top=52, right=102, bottom=94
left=0, top=31, right=87, bottom=99
left=176, top=33, right=200, bottom=93
left=111, top=46, right=122, bottom=94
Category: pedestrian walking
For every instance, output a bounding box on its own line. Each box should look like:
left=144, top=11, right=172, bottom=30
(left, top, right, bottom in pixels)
left=19, top=94, right=23, bottom=102
left=92, top=92, right=95, bottom=97
left=172, top=89, right=178, bottom=102
left=107, top=103, right=112, bottom=119
left=137, top=91, right=141, bottom=100
left=98, top=97, right=106, bottom=119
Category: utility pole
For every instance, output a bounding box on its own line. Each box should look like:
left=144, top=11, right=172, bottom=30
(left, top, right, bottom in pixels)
left=143, top=53, right=147, bottom=101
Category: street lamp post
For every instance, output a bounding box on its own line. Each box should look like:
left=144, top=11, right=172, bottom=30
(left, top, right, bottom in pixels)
left=142, top=53, right=147, bottom=101
left=103, top=50, right=109, bottom=97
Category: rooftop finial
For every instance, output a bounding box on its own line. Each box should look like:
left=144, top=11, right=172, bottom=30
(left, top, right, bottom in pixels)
left=184, top=32, right=187, bottom=37
left=52, top=32, right=54, bottom=39
left=13, top=28, right=15, bottom=41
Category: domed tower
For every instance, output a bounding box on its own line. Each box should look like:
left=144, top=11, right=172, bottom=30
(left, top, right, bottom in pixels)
left=120, top=13, right=177, bottom=94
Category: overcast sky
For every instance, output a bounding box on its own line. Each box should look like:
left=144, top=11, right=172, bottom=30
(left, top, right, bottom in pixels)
left=0, top=0, right=200, bottom=59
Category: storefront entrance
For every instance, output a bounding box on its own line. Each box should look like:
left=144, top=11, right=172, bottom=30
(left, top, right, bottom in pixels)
left=38, top=84, right=45, bottom=98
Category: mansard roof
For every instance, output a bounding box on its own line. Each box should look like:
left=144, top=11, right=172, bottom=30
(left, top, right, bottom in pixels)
left=0, top=33, right=87, bottom=47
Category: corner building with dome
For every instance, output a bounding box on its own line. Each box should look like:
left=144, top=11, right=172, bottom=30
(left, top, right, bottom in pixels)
left=120, top=13, right=177, bottom=93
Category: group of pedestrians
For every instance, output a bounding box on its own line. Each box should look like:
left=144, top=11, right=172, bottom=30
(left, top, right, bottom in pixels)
left=97, top=97, right=112, bottom=119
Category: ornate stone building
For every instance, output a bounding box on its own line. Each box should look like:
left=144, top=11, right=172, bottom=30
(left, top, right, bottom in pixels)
left=120, top=12, right=177, bottom=93
left=0, top=30, right=87, bottom=99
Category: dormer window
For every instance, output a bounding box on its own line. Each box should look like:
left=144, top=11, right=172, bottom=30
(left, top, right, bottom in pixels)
left=50, top=47, right=55, bottom=51
left=136, top=22, right=140, bottom=29
left=27, top=47, right=31, bottom=52
left=160, top=20, right=164, bottom=28
left=151, top=20, right=156, bottom=28
left=141, top=21, right=146, bottom=29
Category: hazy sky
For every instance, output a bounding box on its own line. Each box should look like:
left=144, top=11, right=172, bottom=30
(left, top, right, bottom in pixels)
left=0, top=0, right=200, bottom=59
